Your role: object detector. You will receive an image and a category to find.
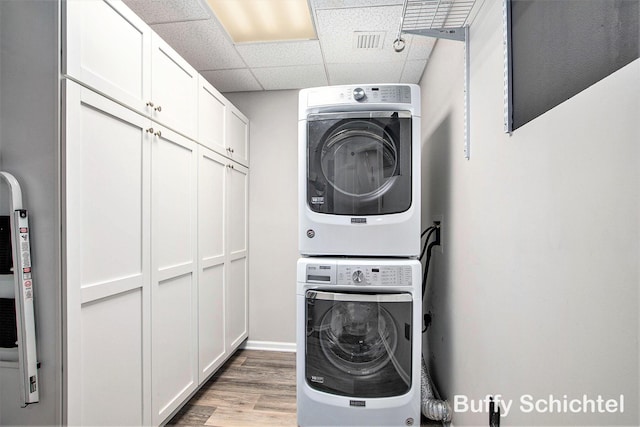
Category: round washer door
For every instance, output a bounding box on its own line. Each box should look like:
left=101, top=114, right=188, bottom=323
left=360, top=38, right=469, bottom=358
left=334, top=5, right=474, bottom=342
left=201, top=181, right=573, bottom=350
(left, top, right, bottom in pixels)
left=320, top=121, right=398, bottom=201
left=319, top=301, right=397, bottom=376
left=305, top=290, right=413, bottom=398
left=306, top=111, right=413, bottom=216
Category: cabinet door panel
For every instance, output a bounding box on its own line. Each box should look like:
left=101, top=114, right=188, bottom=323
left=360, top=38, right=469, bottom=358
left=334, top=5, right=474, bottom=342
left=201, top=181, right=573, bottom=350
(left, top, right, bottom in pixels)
left=228, top=164, right=248, bottom=256
left=78, top=95, right=144, bottom=286
left=198, top=149, right=226, bottom=261
left=226, top=107, right=249, bottom=166
left=225, top=161, right=248, bottom=351
left=153, top=130, right=196, bottom=269
left=65, top=0, right=151, bottom=112
left=151, top=35, right=198, bottom=139
left=80, top=290, right=143, bottom=426
left=151, top=125, right=198, bottom=424
left=197, top=147, right=227, bottom=381
left=198, top=76, right=226, bottom=154
left=198, top=264, right=225, bottom=381
left=226, top=257, right=248, bottom=351
left=64, top=81, right=151, bottom=425
left=152, top=273, right=196, bottom=416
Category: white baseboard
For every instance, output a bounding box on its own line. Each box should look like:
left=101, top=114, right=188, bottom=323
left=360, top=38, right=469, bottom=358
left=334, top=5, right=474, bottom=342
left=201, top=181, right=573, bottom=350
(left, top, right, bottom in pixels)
left=241, top=340, right=297, bottom=352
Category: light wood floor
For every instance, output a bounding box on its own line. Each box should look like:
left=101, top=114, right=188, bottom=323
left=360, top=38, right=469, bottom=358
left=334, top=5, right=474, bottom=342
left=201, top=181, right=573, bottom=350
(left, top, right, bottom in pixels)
left=168, top=350, right=297, bottom=426
left=167, top=349, right=442, bottom=427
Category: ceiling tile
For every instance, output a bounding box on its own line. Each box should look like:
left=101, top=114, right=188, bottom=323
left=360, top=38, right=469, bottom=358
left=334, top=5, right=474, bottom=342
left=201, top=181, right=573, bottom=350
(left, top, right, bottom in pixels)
left=123, top=0, right=211, bottom=24
left=312, top=0, right=403, bottom=9
left=400, top=60, right=427, bottom=83
left=236, top=41, right=323, bottom=68
left=316, top=5, right=407, bottom=64
left=252, top=65, right=328, bottom=90
left=327, top=62, right=404, bottom=85
left=406, top=34, right=437, bottom=61
left=152, top=20, right=245, bottom=71
left=201, top=69, right=263, bottom=93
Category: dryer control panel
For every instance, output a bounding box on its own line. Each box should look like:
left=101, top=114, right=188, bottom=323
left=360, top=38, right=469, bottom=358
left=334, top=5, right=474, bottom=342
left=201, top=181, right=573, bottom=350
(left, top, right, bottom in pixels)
left=306, top=85, right=412, bottom=106
left=302, top=260, right=416, bottom=286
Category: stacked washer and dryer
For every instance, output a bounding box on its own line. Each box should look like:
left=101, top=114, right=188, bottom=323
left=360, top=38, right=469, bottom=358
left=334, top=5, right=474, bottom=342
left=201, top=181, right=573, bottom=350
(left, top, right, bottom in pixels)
left=297, top=84, right=423, bottom=426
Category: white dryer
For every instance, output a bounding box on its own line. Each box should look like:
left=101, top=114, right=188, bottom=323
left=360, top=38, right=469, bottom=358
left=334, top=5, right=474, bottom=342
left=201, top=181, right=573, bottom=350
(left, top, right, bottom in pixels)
left=296, top=258, right=422, bottom=427
left=298, top=84, right=421, bottom=257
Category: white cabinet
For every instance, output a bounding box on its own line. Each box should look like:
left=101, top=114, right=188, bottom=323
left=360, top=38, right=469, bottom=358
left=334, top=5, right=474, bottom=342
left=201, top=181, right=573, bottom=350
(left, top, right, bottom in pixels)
left=197, top=147, right=249, bottom=381
left=62, top=2, right=249, bottom=425
left=150, top=35, right=198, bottom=139
left=198, top=76, right=226, bottom=155
left=226, top=162, right=249, bottom=349
left=63, top=80, right=151, bottom=426
left=65, top=0, right=199, bottom=140
left=150, top=126, right=199, bottom=425
left=226, top=105, right=250, bottom=167
left=198, top=77, right=250, bottom=166
left=197, top=147, right=227, bottom=381
left=64, top=0, right=151, bottom=113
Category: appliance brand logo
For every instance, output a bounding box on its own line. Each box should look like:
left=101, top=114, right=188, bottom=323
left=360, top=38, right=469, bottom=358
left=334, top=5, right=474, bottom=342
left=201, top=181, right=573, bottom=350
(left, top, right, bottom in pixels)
left=350, top=400, right=366, bottom=407
left=310, top=375, right=324, bottom=384
left=351, top=218, right=367, bottom=224
left=311, top=196, right=324, bottom=205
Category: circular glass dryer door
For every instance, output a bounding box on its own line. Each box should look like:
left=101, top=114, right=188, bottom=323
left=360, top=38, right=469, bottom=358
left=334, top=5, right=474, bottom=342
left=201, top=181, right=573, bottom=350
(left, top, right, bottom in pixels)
left=307, top=111, right=412, bottom=216
left=305, top=290, right=413, bottom=398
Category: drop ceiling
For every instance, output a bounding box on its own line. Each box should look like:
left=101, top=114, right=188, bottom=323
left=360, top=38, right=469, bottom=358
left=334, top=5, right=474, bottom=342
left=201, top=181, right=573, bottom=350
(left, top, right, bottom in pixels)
left=122, top=0, right=438, bottom=93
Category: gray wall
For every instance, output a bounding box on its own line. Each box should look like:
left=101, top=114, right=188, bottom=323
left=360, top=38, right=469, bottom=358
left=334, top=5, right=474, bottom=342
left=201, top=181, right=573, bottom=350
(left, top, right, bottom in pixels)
left=0, top=1, right=62, bottom=425
left=420, top=0, right=639, bottom=424
left=225, top=90, right=299, bottom=347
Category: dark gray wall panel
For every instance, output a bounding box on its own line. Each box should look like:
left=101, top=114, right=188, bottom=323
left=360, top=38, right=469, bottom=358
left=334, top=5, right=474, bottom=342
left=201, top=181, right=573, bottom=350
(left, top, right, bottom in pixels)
left=510, top=0, right=639, bottom=129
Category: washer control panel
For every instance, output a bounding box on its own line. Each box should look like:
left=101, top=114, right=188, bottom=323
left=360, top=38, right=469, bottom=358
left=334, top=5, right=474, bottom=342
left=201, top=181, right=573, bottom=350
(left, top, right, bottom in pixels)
left=303, top=261, right=415, bottom=286
left=337, top=265, right=413, bottom=286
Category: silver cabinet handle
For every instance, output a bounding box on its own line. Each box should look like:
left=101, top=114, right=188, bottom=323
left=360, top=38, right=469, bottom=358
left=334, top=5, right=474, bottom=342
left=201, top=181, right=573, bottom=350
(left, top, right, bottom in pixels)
left=154, top=130, right=162, bottom=137
left=226, top=164, right=235, bottom=169
left=154, top=105, right=162, bottom=112
left=146, top=127, right=154, bottom=134
left=146, top=101, right=154, bottom=108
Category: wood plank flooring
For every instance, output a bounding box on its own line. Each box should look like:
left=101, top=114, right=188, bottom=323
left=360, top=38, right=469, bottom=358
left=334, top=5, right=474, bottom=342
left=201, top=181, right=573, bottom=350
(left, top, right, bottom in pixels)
left=167, top=349, right=443, bottom=427
left=168, top=350, right=297, bottom=427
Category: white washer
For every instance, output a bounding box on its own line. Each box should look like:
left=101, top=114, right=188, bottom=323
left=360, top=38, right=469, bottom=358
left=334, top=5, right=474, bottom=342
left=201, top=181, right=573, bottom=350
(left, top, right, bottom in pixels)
left=298, top=84, right=421, bottom=258
left=296, top=258, right=422, bottom=427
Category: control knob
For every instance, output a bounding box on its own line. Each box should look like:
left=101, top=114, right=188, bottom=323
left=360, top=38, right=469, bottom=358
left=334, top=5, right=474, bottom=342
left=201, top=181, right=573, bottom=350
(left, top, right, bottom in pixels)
left=353, top=87, right=366, bottom=101
left=352, top=269, right=365, bottom=284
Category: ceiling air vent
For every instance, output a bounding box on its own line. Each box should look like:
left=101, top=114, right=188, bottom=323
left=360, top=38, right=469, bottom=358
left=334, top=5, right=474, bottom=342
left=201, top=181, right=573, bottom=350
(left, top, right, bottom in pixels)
left=353, top=31, right=385, bottom=49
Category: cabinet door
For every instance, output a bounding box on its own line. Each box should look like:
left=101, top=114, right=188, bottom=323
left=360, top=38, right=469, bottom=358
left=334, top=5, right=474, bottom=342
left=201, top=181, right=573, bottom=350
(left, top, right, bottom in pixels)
left=226, top=105, right=250, bottom=167
left=198, top=76, right=227, bottom=155
left=64, top=80, right=151, bottom=426
left=151, top=125, right=198, bottom=424
left=226, top=162, right=249, bottom=351
left=151, top=34, right=198, bottom=139
left=64, top=0, right=152, bottom=113
left=197, top=146, right=227, bottom=382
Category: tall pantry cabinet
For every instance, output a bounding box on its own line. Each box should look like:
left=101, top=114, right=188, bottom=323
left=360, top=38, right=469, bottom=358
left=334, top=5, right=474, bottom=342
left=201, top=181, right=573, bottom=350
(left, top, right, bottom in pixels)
left=10, top=0, right=248, bottom=425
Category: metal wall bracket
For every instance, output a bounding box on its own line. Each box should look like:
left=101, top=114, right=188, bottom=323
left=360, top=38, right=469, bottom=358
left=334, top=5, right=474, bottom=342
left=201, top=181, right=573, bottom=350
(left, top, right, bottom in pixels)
left=395, top=0, right=480, bottom=159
